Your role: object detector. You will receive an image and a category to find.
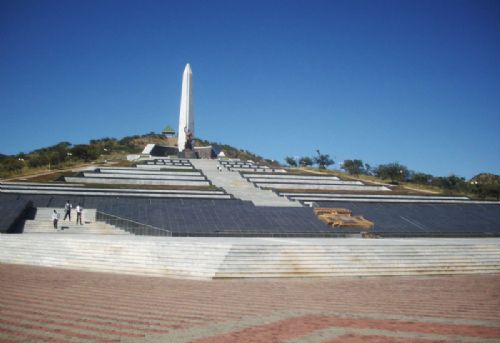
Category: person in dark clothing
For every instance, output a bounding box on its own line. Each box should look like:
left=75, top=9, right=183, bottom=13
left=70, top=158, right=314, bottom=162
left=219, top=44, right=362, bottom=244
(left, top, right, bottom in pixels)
left=63, top=200, right=72, bottom=221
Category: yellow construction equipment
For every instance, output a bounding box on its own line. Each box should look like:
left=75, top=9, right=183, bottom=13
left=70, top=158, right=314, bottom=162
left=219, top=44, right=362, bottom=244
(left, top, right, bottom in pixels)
left=314, top=208, right=374, bottom=230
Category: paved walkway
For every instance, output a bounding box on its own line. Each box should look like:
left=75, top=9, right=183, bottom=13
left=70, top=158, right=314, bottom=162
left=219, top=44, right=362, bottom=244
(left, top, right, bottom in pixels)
left=191, top=159, right=301, bottom=207
left=0, top=263, right=499, bottom=342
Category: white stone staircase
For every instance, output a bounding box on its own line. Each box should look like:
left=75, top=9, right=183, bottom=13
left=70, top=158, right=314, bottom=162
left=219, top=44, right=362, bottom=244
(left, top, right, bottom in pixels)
left=214, top=239, right=500, bottom=278
left=191, top=159, right=301, bottom=207
left=0, top=235, right=229, bottom=280
left=22, top=208, right=130, bottom=235
left=0, top=236, right=499, bottom=280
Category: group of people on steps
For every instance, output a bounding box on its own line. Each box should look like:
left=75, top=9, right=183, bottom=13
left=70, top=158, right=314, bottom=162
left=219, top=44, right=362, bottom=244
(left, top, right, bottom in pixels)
left=52, top=201, right=83, bottom=230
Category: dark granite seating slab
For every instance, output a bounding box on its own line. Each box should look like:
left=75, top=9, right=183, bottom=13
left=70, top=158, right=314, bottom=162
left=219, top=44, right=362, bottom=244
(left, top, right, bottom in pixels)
left=315, top=201, right=500, bottom=237
left=0, top=196, right=32, bottom=233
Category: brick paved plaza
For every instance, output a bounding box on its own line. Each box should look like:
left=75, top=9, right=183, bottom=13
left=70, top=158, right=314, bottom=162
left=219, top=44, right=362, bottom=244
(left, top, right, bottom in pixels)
left=0, top=264, right=499, bottom=342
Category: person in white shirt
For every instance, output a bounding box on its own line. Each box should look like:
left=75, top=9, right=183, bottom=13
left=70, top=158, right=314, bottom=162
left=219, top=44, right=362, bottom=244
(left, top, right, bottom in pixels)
left=52, top=209, right=60, bottom=229
left=76, top=204, right=83, bottom=225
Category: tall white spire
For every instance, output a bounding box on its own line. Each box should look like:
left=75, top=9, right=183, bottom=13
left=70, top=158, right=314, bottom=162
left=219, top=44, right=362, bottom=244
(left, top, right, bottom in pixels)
left=178, top=64, right=194, bottom=152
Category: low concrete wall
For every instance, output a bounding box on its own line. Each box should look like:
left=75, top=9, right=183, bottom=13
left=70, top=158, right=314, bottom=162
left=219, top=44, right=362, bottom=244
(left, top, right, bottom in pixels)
left=256, top=183, right=390, bottom=191
left=83, top=172, right=206, bottom=181
left=3, top=189, right=231, bottom=199
left=136, top=165, right=193, bottom=170
left=65, top=177, right=210, bottom=186
left=98, top=168, right=202, bottom=176
left=289, top=196, right=500, bottom=204
left=279, top=192, right=469, bottom=200
left=248, top=178, right=363, bottom=185
left=1, top=183, right=225, bottom=195
left=230, top=168, right=287, bottom=173
left=242, top=174, right=341, bottom=181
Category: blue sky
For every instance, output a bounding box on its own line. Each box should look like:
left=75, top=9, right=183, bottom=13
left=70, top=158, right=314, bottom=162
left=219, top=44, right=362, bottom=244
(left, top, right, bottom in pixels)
left=1, top=0, right=499, bottom=178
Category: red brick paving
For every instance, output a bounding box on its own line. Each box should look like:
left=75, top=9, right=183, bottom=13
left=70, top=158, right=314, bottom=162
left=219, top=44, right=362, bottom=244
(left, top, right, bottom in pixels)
left=0, top=263, right=499, bottom=342
left=324, top=336, right=457, bottom=343
left=192, top=315, right=500, bottom=343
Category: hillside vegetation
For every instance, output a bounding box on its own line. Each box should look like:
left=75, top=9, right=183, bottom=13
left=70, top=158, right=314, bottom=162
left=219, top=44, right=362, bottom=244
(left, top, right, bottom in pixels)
left=0, top=133, right=158, bottom=179
left=0, top=133, right=277, bottom=180
left=1, top=133, right=498, bottom=200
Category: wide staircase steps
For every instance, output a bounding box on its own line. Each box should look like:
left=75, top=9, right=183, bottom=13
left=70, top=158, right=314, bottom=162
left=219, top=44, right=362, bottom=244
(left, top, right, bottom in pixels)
left=0, top=236, right=230, bottom=279
left=0, top=236, right=499, bottom=279
left=22, top=208, right=130, bottom=235
left=191, top=159, right=301, bottom=207
left=213, top=242, right=500, bottom=278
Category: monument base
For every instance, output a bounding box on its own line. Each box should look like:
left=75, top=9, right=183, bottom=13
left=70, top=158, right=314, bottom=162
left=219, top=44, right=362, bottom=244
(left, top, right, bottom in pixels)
left=145, top=144, right=178, bottom=157
left=143, top=144, right=216, bottom=159
left=178, top=149, right=198, bottom=159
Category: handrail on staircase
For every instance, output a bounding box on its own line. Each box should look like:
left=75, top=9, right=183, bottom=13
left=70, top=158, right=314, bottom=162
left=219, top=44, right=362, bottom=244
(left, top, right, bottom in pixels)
left=95, top=211, right=172, bottom=237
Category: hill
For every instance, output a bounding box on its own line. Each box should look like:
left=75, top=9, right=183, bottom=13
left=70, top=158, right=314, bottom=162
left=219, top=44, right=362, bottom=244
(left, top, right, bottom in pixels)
left=0, top=132, right=278, bottom=179
left=1, top=132, right=498, bottom=200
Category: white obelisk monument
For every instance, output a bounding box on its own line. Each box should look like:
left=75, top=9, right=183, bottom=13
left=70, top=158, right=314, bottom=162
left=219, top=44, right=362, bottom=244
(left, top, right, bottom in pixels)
left=178, top=64, right=194, bottom=152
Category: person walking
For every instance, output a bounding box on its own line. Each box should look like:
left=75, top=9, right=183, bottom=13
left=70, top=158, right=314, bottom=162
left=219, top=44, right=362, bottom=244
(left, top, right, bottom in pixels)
left=76, top=203, right=83, bottom=225
left=52, top=209, right=60, bottom=230
left=63, top=200, right=72, bottom=221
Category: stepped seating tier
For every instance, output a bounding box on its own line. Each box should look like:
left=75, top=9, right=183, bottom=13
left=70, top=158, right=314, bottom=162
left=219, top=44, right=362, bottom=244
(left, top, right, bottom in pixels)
left=249, top=178, right=364, bottom=185
left=280, top=192, right=497, bottom=204
left=0, top=183, right=232, bottom=199
left=147, top=158, right=190, bottom=162
left=65, top=176, right=211, bottom=186
left=229, top=167, right=287, bottom=173
left=226, top=165, right=391, bottom=192
left=82, top=172, right=207, bottom=180
left=97, top=168, right=202, bottom=176
left=255, top=182, right=390, bottom=191
left=0, top=235, right=499, bottom=279
left=219, top=159, right=287, bottom=173
left=242, top=173, right=341, bottom=181
left=2, top=158, right=500, bottom=237
left=145, top=159, right=191, bottom=163
left=144, top=161, right=192, bottom=166
left=280, top=192, right=471, bottom=200
left=66, top=163, right=209, bottom=186
left=136, top=164, right=193, bottom=170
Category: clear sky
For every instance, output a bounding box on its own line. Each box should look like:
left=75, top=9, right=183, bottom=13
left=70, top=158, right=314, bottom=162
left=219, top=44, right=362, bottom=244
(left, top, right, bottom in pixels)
left=1, top=0, right=499, bottom=178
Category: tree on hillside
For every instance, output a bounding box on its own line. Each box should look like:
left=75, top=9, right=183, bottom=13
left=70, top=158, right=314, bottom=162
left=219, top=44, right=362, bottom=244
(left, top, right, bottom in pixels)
left=432, top=175, right=466, bottom=191
left=313, top=150, right=334, bottom=169
left=284, top=156, right=297, bottom=167
left=299, top=156, right=313, bottom=167
left=0, top=157, right=24, bottom=174
left=342, top=159, right=364, bottom=175
left=375, top=162, right=409, bottom=183
left=27, top=153, right=49, bottom=168
left=364, top=163, right=373, bottom=176
left=410, top=172, right=434, bottom=185
left=71, top=144, right=99, bottom=161
left=470, top=173, right=500, bottom=200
